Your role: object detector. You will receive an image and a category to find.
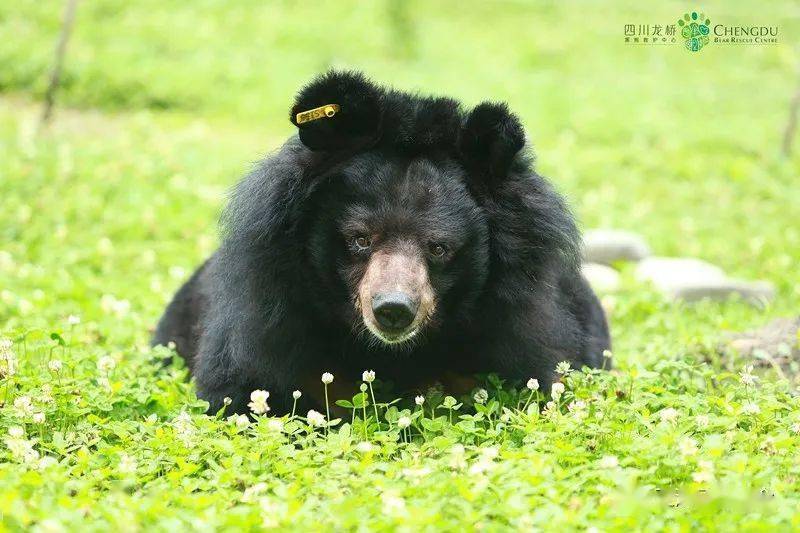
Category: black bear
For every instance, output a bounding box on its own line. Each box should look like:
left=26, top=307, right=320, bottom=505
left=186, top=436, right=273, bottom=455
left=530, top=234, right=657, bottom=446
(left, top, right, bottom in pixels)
left=153, top=70, right=610, bottom=415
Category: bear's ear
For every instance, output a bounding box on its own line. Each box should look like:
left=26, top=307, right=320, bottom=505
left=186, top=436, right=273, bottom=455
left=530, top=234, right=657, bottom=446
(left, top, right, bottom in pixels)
left=290, top=70, right=384, bottom=151
left=459, top=102, right=526, bottom=185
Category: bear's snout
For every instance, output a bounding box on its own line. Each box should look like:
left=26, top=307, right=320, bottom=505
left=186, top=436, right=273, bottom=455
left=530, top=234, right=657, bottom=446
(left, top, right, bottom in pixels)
left=372, top=291, right=418, bottom=332
left=358, top=248, right=435, bottom=344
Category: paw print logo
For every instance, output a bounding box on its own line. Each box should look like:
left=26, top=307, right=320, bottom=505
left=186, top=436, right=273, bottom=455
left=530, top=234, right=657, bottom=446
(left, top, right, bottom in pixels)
left=678, top=11, right=711, bottom=52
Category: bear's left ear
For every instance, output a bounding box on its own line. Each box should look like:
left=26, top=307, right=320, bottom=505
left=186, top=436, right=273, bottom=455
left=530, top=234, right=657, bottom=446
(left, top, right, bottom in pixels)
left=290, top=70, right=384, bottom=152
left=459, top=102, right=526, bottom=185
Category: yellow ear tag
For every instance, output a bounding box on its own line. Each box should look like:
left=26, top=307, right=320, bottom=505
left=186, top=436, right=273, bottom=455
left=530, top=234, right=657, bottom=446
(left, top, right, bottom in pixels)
left=296, top=104, right=340, bottom=124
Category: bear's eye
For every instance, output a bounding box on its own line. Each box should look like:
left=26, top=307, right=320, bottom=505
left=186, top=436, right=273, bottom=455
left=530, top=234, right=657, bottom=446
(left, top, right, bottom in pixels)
left=429, top=243, right=447, bottom=258
left=350, top=235, right=372, bottom=252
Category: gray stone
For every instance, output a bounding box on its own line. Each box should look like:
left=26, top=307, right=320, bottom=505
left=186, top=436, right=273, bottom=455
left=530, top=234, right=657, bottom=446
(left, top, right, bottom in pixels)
left=635, top=257, right=775, bottom=306
left=581, top=262, right=621, bottom=293
left=582, top=229, right=651, bottom=265
left=635, top=257, right=726, bottom=290
left=667, top=279, right=775, bottom=306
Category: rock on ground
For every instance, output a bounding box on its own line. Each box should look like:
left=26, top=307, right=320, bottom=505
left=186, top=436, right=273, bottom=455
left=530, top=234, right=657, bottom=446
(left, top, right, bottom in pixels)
left=635, top=257, right=774, bottom=306
left=582, top=229, right=651, bottom=265
left=581, top=262, right=621, bottom=293
left=635, top=257, right=726, bottom=288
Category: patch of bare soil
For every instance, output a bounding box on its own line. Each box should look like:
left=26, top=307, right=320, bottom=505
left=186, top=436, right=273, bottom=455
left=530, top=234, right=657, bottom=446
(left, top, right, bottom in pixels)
left=722, top=317, right=800, bottom=377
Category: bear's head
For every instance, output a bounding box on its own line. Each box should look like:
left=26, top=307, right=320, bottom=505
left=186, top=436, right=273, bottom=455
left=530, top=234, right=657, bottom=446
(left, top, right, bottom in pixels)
left=300, top=150, right=490, bottom=346
left=225, top=70, right=577, bottom=351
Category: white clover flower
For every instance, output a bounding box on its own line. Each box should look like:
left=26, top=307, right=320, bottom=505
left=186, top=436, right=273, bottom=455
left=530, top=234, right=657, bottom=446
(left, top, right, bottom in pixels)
left=321, top=372, right=334, bottom=384
left=414, top=395, right=425, bottom=406
left=171, top=411, right=195, bottom=443
left=679, top=437, right=698, bottom=457
left=542, top=401, right=558, bottom=417
left=234, top=414, right=250, bottom=429
left=526, top=378, right=539, bottom=391
left=481, top=446, right=499, bottom=460
left=292, top=390, right=302, bottom=400
left=66, top=315, right=81, bottom=326
left=97, top=355, right=116, bottom=374
left=5, top=435, right=37, bottom=463
left=266, top=418, right=284, bottom=432
left=659, top=407, right=679, bottom=424
left=307, top=409, right=326, bottom=427
left=468, top=457, right=495, bottom=475
left=567, top=399, right=588, bottom=419
left=18, top=299, right=34, bottom=315
left=397, top=416, right=412, bottom=429
left=599, top=455, right=619, bottom=469
left=742, top=402, right=760, bottom=415
left=695, top=414, right=710, bottom=428
left=32, top=412, right=45, bottom=424
left=381, top=492, right=406, bottom=514
left=259, top=497, right=282, bottom=529
left=100, top=294, right=130, bottom=317
left=173, top=411, right=193, bottom=426
left=362, top=370, right=375, bottom=383
left=118, top=453, right=137, bottom=474
left=355, top=441, right=374, bottom=453
left=449, top=444, right=467, bottom=470
left=0, top=338, right=12, bottom=351
left=473, top=388, right=488, bottom=405
left=692, top=460, right=714, bottom=484
left=37, top=456, right=58, bottom=470
left=8, top=426, right=24, bottom=439
left=551, top=382, right=565, bottom=400
left=97, top=237, right=114, bottom=255
left=791, top=422, right=800, bottom=434
left=401, top=466, right=432, bottom=479
left=739, top=365, right=758, bottom=387
left=602, top=349, right=613, bottom=359
left=555, top=361, right=572, bottom=375
left=760, top=436, right=776, bottom=454
left=223, top=397, right=232, bottom=406
left=0, top=251, right=13, bottom=270
left=13, top=395, right=34, bottom=416
left=169, top=266, right=187, bottom=280
left=241, top=482, right=268, bottom=503
left=23, top=448, right=40, bottom=465
left=48, top=359, right=63, bottom=373
left=251, top=389, right=269, bottom=403
left=248, top=389, right=270, bottom=415
left=0, top=351, right=17, bottom=378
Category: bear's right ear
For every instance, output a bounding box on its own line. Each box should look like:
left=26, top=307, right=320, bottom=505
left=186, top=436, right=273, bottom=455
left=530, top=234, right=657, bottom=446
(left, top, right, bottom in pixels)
left=290, top=70, right=384, bottom=151
left=459, top=102, right=526, bottom=187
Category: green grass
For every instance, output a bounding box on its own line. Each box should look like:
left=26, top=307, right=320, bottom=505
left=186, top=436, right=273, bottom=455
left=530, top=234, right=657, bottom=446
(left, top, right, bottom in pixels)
left=2, top=0, right=800, bottom=529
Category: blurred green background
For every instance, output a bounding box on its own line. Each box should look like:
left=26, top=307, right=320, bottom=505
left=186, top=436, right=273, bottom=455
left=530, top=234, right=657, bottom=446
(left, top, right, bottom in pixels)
left=1, top=0, right=798, bottom=357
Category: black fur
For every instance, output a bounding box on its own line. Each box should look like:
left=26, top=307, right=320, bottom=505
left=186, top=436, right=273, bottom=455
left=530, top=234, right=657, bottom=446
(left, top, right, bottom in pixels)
left=153, top=70, right=610, bottom=415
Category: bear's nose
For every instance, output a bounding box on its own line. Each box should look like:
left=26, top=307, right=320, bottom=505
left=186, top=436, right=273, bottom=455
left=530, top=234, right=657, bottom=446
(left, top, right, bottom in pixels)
left=372, top=292, right=418, bottom=331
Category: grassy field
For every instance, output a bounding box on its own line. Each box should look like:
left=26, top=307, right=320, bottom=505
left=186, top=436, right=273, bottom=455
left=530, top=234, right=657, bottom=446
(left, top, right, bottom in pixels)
left=2, top=0, right=800, bottom=530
